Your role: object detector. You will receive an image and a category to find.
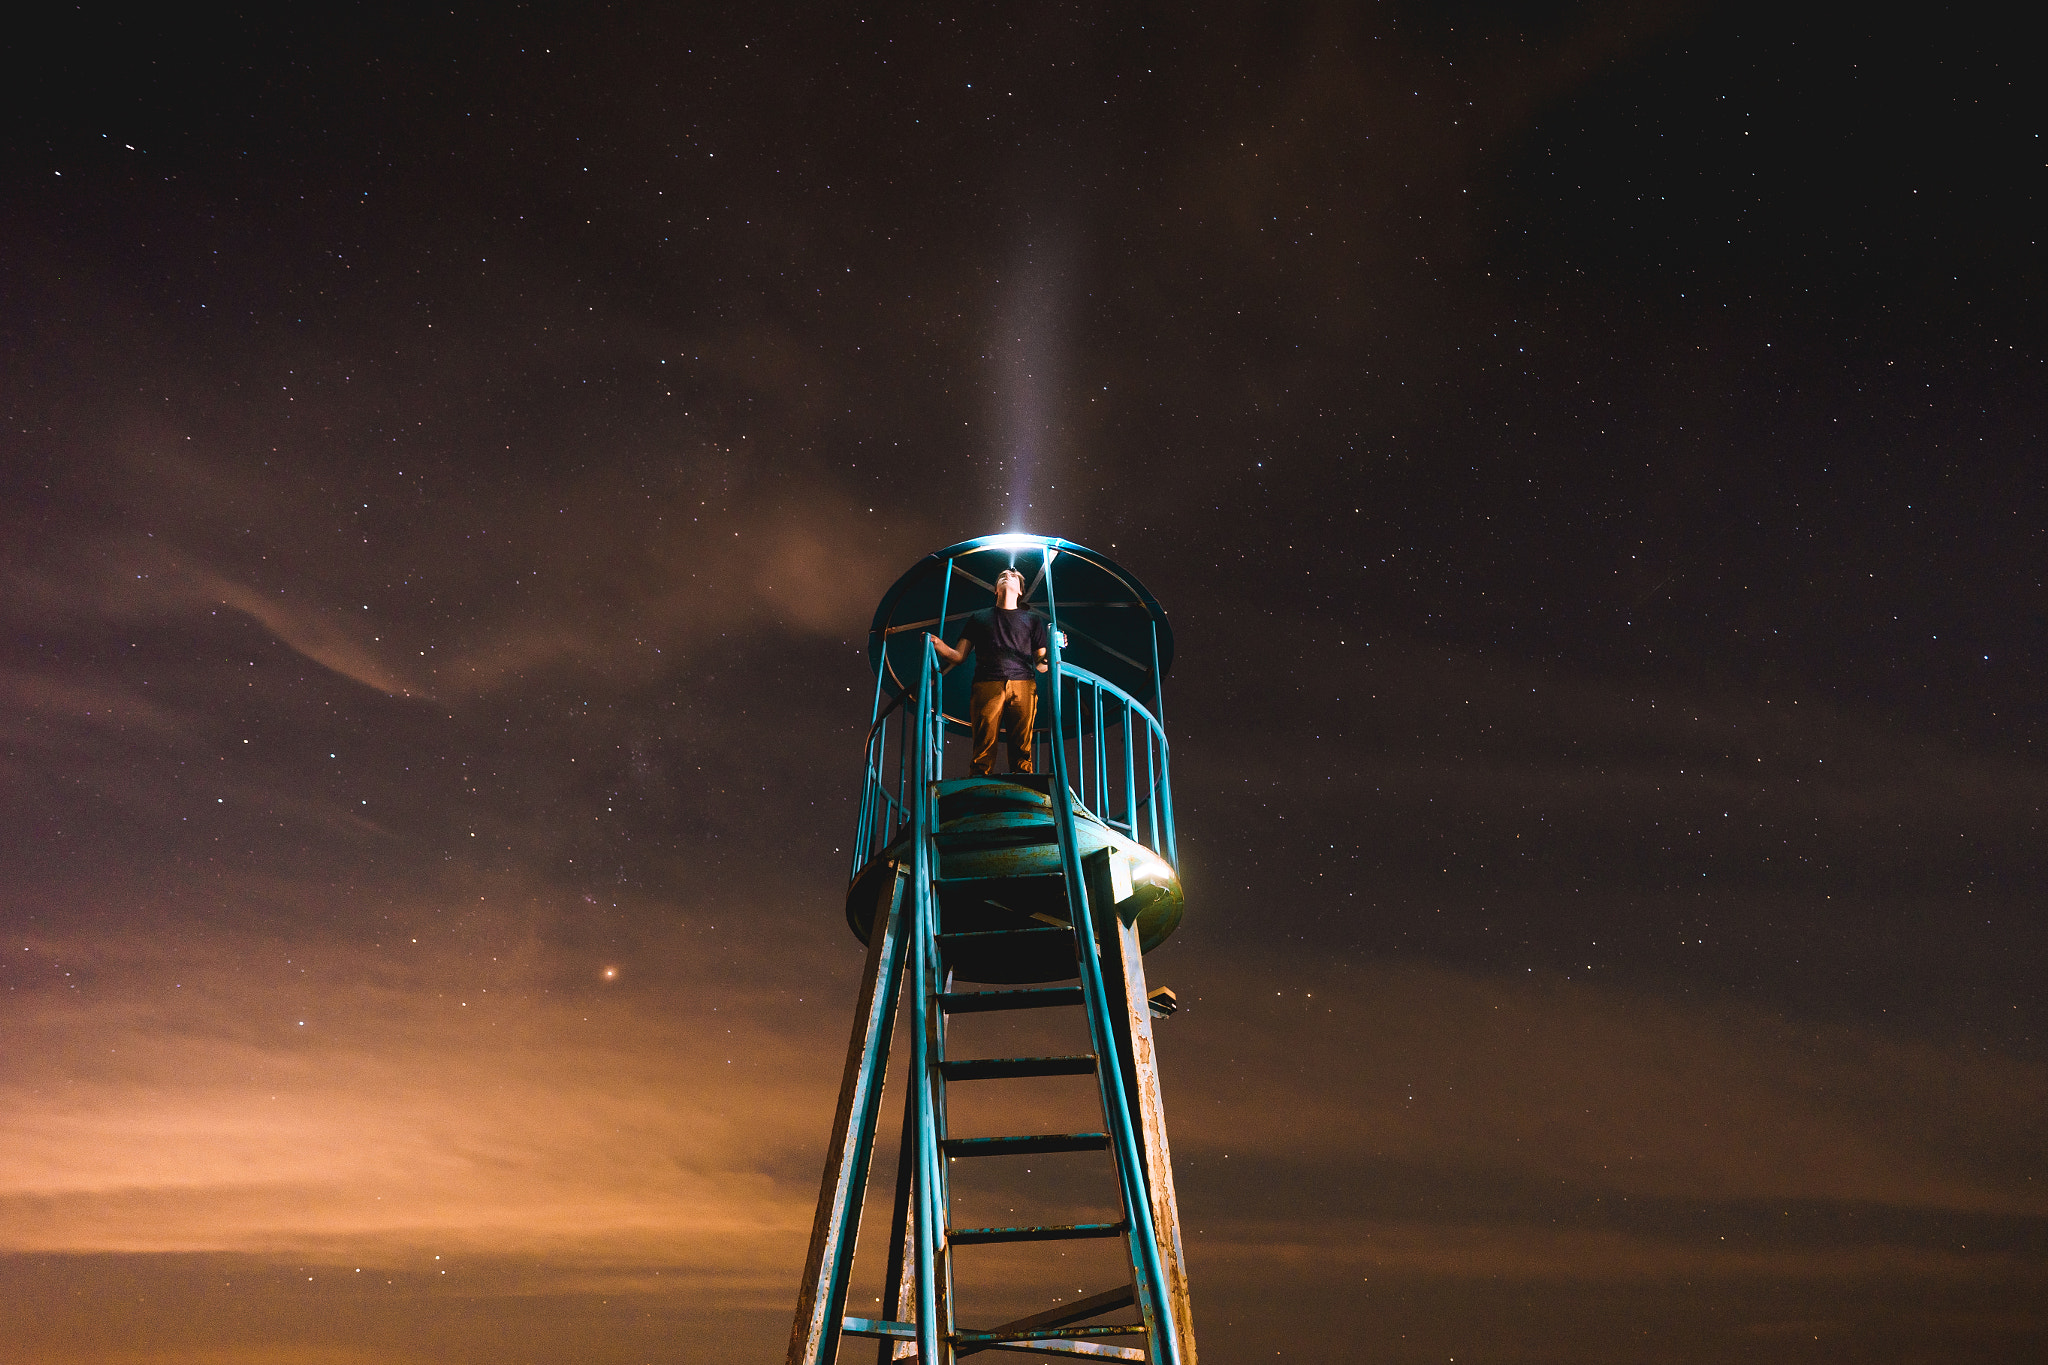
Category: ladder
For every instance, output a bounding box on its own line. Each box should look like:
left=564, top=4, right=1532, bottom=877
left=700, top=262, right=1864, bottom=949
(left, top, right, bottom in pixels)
left=786, top=635, right=1196, bottom=1365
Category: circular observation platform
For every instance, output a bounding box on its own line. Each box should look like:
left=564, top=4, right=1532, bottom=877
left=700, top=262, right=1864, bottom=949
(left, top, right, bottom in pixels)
left=846, top=535, right=1184, bottom=984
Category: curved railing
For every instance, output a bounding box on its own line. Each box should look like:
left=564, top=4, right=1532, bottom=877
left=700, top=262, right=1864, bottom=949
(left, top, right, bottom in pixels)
left=850, top=646, right=1176, bottom=881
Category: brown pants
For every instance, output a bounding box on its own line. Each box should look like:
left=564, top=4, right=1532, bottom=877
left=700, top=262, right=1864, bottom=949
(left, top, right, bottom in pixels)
left=969, top=679, right=1038, bottom=775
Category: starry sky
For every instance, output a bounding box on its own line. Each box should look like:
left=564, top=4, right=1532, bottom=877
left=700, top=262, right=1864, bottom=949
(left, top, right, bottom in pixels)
left=3, top=4, right=2044, bottom=1362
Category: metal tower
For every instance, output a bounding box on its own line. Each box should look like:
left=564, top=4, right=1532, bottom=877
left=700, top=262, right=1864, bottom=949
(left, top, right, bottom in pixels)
left=786, top=534, right=1197, bottom=1365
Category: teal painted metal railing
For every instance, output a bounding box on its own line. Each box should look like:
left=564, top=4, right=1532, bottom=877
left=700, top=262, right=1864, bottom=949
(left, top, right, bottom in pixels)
left=906, top=636, right=948, bottom=1364
left=851, top=656, right=1176, bottom=879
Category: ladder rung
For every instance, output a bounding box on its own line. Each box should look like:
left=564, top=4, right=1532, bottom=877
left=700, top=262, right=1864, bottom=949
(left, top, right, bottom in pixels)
left=935, top=824, right=1057, bottom=842
left=936, top=926, right=1071, bottom=944
left=940, top=1054, right=1097, bottom=1081
left=938, top=986, right=1083, bottom=1014
left=949, top=1221, right=1125, bottom=1245
left=981, top=1342, right=1144, bottom=1362
left=954, top=1324, right=1150, bottom=1345
left=942, top=1132, right=1109, bottom=1157
left=931, top=872, right=1065, bottom=886
left=934, top=836, right=1058, bottom=857
left=840, top=1316, right=913, bottom=1340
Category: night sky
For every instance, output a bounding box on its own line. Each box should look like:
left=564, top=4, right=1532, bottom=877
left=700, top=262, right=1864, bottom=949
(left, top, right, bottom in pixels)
left=4, top=4, right=2044, bottom=1362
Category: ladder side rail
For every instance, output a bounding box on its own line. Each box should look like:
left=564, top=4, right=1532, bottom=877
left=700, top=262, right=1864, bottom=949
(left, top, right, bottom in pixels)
left=925, top=642, right=959, bottom=1340
left=785, top=861, right=912, bottom=1365
left=908, top=638, right=953, bottom=1365
left=910, top=875, right=945, bottom=1365
left=1042, top=560, right=1186, bottom=1365
left=929, top=655, right=962, bottom=1352
left=934, top=967, right=958, bottom=1343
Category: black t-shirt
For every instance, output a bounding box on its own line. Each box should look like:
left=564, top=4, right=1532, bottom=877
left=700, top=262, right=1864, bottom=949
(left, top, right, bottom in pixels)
left=959, top=607, right=1049, bottom=682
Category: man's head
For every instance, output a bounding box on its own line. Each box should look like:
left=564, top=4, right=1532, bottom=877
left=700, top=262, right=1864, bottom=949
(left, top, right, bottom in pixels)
left=993, top=568, right=1025, bottom=609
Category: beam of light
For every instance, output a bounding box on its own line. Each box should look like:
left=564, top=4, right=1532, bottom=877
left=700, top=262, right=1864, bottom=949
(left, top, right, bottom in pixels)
left=991, top=229, right=1074, bottom=532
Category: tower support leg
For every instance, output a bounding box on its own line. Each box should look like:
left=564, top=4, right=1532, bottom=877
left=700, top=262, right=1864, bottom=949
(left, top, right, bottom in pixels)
left=1090, top=875, right=1198, bottom=1365
left=787, top=865, right=910, bottom=1365
left=1067, top=850, right=1194, bottom=1365
left=875, top=1080, right=919, bottom=1364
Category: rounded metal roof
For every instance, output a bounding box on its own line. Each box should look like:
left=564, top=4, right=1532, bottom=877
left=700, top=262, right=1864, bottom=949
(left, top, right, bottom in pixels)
left=866, top=535, right=1173, bottom=726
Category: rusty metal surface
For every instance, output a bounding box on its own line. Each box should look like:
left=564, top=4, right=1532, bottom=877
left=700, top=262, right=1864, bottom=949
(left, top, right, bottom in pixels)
left=1107, top=912, right=1198, bottom=1365
left=875, top=1080, right=918, bottom=1365
left=1065, top=836, right=1180, bottom=1362
left=786, top=863, right=909, bottom=1365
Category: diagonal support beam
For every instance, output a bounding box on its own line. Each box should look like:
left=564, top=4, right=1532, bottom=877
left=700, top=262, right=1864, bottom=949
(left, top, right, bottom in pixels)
left=955, top=1284, right=1138, bottom=1358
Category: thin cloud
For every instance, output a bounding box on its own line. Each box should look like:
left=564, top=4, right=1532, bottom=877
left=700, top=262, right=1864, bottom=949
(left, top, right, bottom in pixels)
left=1166, top=962, right=2047, bottom=1217
left=0, top=903, right=832, bottom=1280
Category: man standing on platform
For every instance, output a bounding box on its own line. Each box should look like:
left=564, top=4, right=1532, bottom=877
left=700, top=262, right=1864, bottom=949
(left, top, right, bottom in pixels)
left=929, top=567, right=1050, bottom=775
